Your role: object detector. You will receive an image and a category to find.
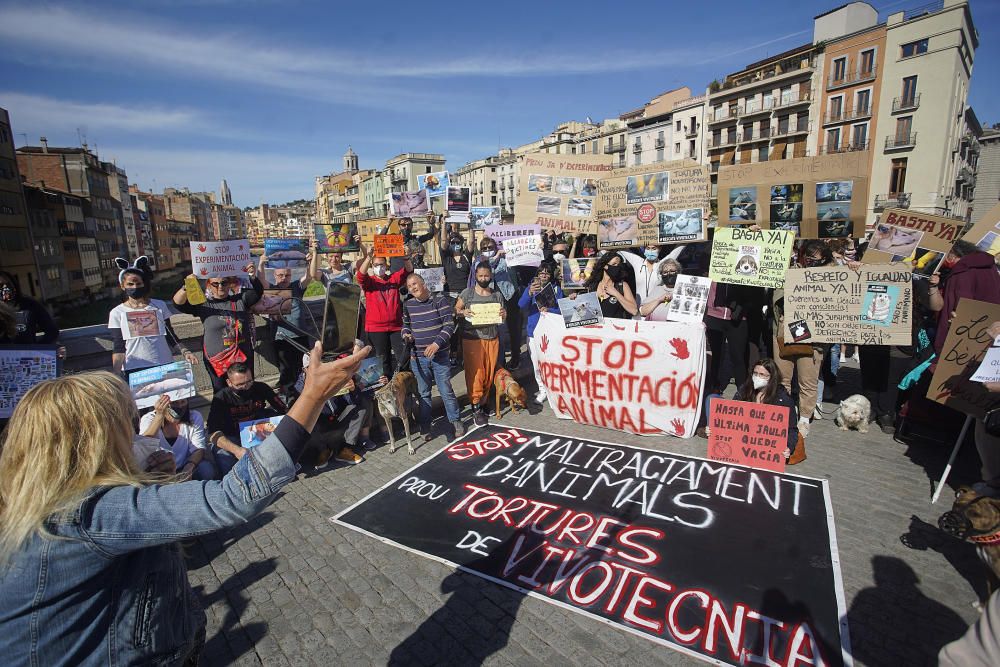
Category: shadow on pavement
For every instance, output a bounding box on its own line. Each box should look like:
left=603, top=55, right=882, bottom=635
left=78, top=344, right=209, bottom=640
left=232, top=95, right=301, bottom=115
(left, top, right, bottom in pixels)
left=900, top=514, right=991, bottom=602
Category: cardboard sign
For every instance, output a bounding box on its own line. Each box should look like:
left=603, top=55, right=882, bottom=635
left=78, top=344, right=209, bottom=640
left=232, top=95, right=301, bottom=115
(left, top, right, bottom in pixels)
left=558, top=292, right=602, bottom=328
left=666, top=275, right=711, bottom=324
left=717, top=152, right=870, bottom=239
left=417, top=171, right=449, bottom=198
left=515, top=153, right=613, bottom=235
left=415, top=267, right=445, bottom=292
left=928, top=298, right=1000, bottom=419
left=481, top=223, right=541, bottom=249
left=0, top=345, right=60, bottom=418
left=128, top=361, right=196, bottom=409
left=531, top=314, right=705, bottom=437
left=334, top=425, right=850, bottom=666
left=708, top=227, right=794, bottom=289
left=470, top=206, right=501, bottom=229
left=190, top=239, right=251, bottom=278
left=468, top=302, right=503, bottom=326
left=594, top=161, right=709, bottom=247
left=863, top=209, right=966, bottom=274
left=971, top=337, right=1000, bottom=383
left=373, top=234, right=406, bottom=258
left=315, top=223, right=360, bottom=253
left=708, top=398, right=789, bottom=472
left=239, top=416, right=283, bottom=448
left=960, top=202, right=1000, bottom=257
left=389, top=189, right=430, bottom=217
left=560, top=258, right=592, bottom=290
left=503, top=234, right=544, bottom=268
left=782, top=264, right=913, bottom=345
left=263, top=238, right=308, bottom=269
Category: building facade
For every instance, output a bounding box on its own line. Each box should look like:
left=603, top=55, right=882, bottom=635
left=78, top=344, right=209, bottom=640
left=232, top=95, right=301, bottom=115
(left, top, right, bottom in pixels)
left=971, top=127, right=1000, bottom=223
left=452, top=156, right=499, bottom=209
left=0, top=108, right=37, bottom=299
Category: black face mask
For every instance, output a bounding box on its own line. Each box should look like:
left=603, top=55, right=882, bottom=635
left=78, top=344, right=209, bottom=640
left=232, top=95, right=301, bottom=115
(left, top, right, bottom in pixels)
left=124, top=285, right=149, bottom=299
left=606, top=265, right=623, bottom=281
left=661, top=272, right=678, bottom=287
left=803, top=258, right=825, bottom=268
left=476, top=279, right=492, bottom=289
left=173, top=405, right=190, bottom=422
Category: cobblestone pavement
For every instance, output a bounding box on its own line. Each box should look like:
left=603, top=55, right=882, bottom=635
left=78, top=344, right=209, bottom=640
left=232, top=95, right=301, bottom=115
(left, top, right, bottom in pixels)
left=185, top=356, right=986, bottom=666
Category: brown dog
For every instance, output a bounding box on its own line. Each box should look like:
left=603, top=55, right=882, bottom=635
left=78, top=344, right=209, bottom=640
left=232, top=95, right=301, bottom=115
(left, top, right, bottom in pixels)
left=493, top=368, right=527, bottom=420
left=939, top=486, right=1000, bottom=592
left=374, top=371, right=418, bottom=454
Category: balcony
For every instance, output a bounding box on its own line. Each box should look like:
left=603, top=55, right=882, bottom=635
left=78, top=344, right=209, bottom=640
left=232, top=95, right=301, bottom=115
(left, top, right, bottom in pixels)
left=873, top=193, right=911, bottom=210
left=740, top=100, right=773, bottom=118
left=958, top=166, right=975, bottom=185
left=885, top=133, right=917, bottom=150
left=708, top=135, right=738, bottom=149
left=632, top=143, right=642, bottom=153
left=655, top=137, right=665, bottom=149
left=773, top=121, right=811, bottom=138
left=823, top=105, right=872, bottom=125
left=827, top=66, right=877, bottom=91
left=892, top=94, right=920, bottom=113
left=708, top=107, right=740, bottom=124
left=390, top=171, right=407, bottom=183
left=773, top=90, right=812, bottom=109
left=818, top=141, right=869, bottom=155
left=606, top=142, right=626, bottom=154
left=685, top=125, right=699, bottom=137
left=714, top=55, right=817, bottom=94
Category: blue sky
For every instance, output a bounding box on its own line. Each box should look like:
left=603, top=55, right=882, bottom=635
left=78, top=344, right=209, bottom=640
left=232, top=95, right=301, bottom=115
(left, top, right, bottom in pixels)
left=1, top=0, right=996, bottom=208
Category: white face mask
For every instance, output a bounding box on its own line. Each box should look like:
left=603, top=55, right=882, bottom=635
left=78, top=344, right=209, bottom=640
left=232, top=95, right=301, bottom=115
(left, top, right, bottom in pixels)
left=752, top=374, right=769, bottom=390
left=552, top=253, right=566, bottom=262
left=373, top=265, right=387, bottom=278
left=482, top=250, right=496, bottom=259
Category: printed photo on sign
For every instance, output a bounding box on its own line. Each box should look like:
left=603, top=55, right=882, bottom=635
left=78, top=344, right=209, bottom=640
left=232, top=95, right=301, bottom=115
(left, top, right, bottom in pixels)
left=252, top=288, right=293, bottom=316
left=901, top=247, right=944, bottom=276
left=560, top=258, right=591, bottom=289
left=598, top=216, right=638, bottom=248
left=390, top=190, right=430, bottom=217
left=566, top=197, right=592, bottom=217
left=657, top=207, right=703, bottom=243
left=534, top=283, right=558, bottom=310
left=129, top=361, right=195, bottom=409
left=860, top=285, right=898, bottom=326
left=124, top=310, right=162, bottom=339
left=554, top=177, right=580, bottom=195
left=729, top=187, right=757, bottom=221
left=666, top=274, right=711, bottom=323
left=817, top=202, right=849, bottom=221
left=734, top=244, right=761, bottom=278
left=626, top=171, right=668, bottom=204
left=535, top=196, right=561, bottom=215
left=264, top=238, right=308, bottom=268
left=818, top=219, right=852, bottom=238
left=446, top=186, right=471, bottom=213
left=469, top=206, right=501, bottom=229
left=869, top=224, right=923, bottom=258
left=580, top=179, right=598, bottom=196
left=356, top=356, right=386, bottom=391
left=239, top=416, right=282, bottom=448
left=559, top=292, right=602, bottom=328
left=788, top=319, right=812, bottom=342
left=0, top=346, right=60, bottom=419
left=770, top=202, right=803, bottom=224
left=770, top=221, right=799, bottom=235
left=770, top=184, right=803, bottom=204
left=417, top=171, right=449, bottom=198
left=816, top=181, right=853, bottom=202
left=315, top=223, right=359, bottom=253
left=527, top=174, right=553, bottom=193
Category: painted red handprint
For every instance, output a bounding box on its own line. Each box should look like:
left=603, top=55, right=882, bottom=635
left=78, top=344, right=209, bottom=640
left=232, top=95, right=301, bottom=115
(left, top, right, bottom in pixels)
left=669, top=338, right=689, bottom=359
left=670, top=418, right=685, bottom=437
left=539, top=334, right=549, bottom=354
left=197, top=244, right=207, bottom=252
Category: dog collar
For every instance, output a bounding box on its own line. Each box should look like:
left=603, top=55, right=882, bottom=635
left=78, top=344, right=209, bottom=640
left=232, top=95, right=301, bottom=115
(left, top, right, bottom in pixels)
left=968, top=530, right=1000, bottom=546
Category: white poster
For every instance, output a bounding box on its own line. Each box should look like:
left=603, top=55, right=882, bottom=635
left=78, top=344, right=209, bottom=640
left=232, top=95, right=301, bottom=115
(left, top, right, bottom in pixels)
left=667, top=275, right=712, bottom=324
left=503, top=234, right=544, bottom=268
left=128, top=361, right=196, bottom=409
left=415, top=267, right=445, bottom=292
left=190, top=239, right=252, bottom=279
left=972, top=337, right=1000, bottom=383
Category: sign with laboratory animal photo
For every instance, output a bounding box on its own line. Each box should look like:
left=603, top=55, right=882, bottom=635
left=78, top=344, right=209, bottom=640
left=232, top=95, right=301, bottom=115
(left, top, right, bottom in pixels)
left=515, top=153, right=613, bottom=235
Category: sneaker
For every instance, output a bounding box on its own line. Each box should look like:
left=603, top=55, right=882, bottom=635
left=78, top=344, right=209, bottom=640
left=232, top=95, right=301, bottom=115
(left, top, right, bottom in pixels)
left=334, top=447, right=363, bottom=465
left=314, top=448, right=334, bottom=468
left=797, top=417, right=811, bottom=438
left=877, top=413, right=895, bottom=435
left=473, top=409, right=489, bottom=426
left=358, top=438, right=377, bottom=452
left=812, top=406, right=823, bottom=420
left=534, top=390, right=547, bottom=403
left=452, top=421, right=466, bottom=438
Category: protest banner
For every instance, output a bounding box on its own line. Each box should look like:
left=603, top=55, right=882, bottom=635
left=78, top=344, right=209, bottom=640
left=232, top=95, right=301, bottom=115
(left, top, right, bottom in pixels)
left=334, top=424, right=849, bottom=666
left=503, top=234, right=544, bottom=268
left=971, top=337, right=1000, bottom=383
left=782, top=263, right=913, bottom=345
left=417, top=171, right=449, bottom=198
left=531, top=313, right=706, bottom=437
left=263, top=238, right=308, bottom=269
left=389, top=189, right=430, bottom=217
left=959, top=202, right=1000, bottom=256
left=481, top=223, right=541, bottom=249
left=666, top=275, right=711, bottom=324
left=717, top=152, right=870, bottom=239
left=374, top=234, right=406, bottom=258
left=594, top=161, right=709, bottom=247
left=415, top=267, right=445, bottom=292
left=560, top=258, right=592, bottom=290
left=0, top=345, right=60, bottom=418
left=928, top=298, right=1000, bottom=419
left=128, top=361, right=196, bottom=410
left=863, top=209, right=966, bottom=274
left=315, top=223, right=360, bottom=253
left=469, top=303, right=503, bottom=326
left=515, top=153, right=613, bottom=235
left=239, top=416, right=283, bottom=448
left=190, top=239, right=251, bottom=278
left=708, top=227, right=794, bottom=289
left=558, top=292, right=602, bottom=328
left=470, top=206, right=501, bottom=229
left=708, top=398, right=789, bottom=473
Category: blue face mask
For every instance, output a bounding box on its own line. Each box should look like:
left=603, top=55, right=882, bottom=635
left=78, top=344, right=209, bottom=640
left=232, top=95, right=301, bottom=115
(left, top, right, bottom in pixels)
left=644, top=250, right=659, bottom=262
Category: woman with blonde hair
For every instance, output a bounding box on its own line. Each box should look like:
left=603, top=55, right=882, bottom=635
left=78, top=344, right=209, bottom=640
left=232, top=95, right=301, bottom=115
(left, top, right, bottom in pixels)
left=0, top=342, right=370, bottom=665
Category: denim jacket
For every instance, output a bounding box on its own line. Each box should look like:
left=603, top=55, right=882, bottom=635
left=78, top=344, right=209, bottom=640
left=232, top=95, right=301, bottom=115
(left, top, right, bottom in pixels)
left=0, top=417, right=305, bottom=666
left=467, top=254, right=517, bottom=301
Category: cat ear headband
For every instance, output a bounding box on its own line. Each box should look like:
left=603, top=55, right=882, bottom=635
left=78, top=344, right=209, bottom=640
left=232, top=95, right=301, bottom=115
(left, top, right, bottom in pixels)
left=116, top=256, right=152, bottom=284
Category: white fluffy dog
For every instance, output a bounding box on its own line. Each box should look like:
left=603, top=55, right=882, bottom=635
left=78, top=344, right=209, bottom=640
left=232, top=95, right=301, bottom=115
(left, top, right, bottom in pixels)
left=834, top=394, right=872, bottom=433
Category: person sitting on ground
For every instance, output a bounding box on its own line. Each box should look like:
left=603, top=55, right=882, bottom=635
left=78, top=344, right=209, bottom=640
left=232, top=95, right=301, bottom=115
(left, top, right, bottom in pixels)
left=402, top=273, right=464, bottom=440
left=456, top=262, right=506, bottom=426
left=583, top=251, right=638, bottom=319
left=640, top=259, right=682, bottom=322
left=518, top=261, right=563, bottom=404
left=139, top=394, right=216, bottom=480
left=206, top=362, right=287, bottom=475
left=0, top=343, right=369, bottom=666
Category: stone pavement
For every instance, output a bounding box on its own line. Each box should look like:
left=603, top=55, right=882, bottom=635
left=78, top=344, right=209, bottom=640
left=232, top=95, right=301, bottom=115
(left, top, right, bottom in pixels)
left=184, top=356, right=986, bottom=666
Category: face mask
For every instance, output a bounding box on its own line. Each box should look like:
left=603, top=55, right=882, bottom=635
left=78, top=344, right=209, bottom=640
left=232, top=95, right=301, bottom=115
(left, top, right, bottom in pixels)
left=803, top=258, right=824, bottom=268
left=451, top=244, right=464, bottom=255
left=552, top=253, right=566, bottom=262
left=606, top=265, right=623, bottom=280
left=172, top=405, right=190, bottom=422
left=661, top=272, right=677, bottom=287
left=752, top=374, right=769, bottom=390
left=0, top=285, right=13, bottom=302
left=476, top=279, right=492, bottom=289
left=644, top=250, right=659, bottom=262
left=373, top=265, right=387, bottom=277
left=124, top=285, right=148, bottom=299
left=942, top=256, right=958, bottom=269
left=482, top=250, right=496, bottom=259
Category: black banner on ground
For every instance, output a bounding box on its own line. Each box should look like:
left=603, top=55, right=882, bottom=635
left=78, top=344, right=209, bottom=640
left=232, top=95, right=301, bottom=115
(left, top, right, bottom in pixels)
left=333, top=425, right=851, bottom=666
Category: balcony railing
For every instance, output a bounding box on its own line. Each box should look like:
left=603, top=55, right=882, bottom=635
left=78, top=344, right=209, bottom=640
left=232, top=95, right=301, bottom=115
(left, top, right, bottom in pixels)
left=708, top=107, right=740, bottom=124
left=655, top=137, right=665, bottom=148
left=773, top=90, right=812, bottom=109
left=632, top=143, right=642, bottom=153
left=390, top=171, right=407, bottom=182
left=818, top=141, right=869, bottom=155
left=885, top=133, right=917, bottom=150
left=958, top=166, right=975, bottom=184
left=685, top=125, right=699, bottom=137
left=606, top=142, right=626, bottom=154
left=892, top=94, right=920, bottom=113
left=708, top=136, right=738, bottom=149
left=873, top=193, right=911, bottom=210
left=824, top=105, right=872, bottom=124
left=773, top=122, right=810, bottom=138
left=827, top=66, right=877, bottom=90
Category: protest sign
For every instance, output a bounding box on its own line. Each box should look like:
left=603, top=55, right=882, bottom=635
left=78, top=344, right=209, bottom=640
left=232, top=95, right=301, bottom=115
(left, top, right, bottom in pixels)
left=264, top=267, right=306, bottom=284
left=315, top=223, right=359, bottom=253
left=515, top=153, right=613, bottom=235
left=782, top=264, right=913, bottom=345
left=560, top=258, right=592, bottom=290
left=534, top=283, right=558, bottom=310
left=481, top=224, right=541, bottom=249
left=190, top=239, right=251, bottom=278
left=470, top=206, right=501, bottom=229
left=708, top=398, right=789, bottom=473
left=356, top=356, right=386, bottom=391
left=864, top=209, right=966, bottom=274
left=357, top=218, right=387, bottom=246
left=666, top=275, right=711, bottom=324
left=239, top=416, right=283, bottom=448
left=263, top=238, right=308, bottom=269
left=558, top=292, right=602, bottom=328
left=503, top=234, right=544, bottom=268
left=928, top=298, right=1000, bottom=419
left=971, top=337, right=1000, bottom=384
left=417, top=171, right=449, bottom=198
left=594, top=161, right=709, bottom=247
left=123, top=310, right=163, bottom=339
left=128, top=361, right=195, bottom=409
left=531, top=314, right=706, bottom=437
left=708, top=227, right=794, bottom=289
left=960, top=202, right=1000, bottom=257
left=389, top=189, right=430, bottom=217
left=183, top=275, right=206, bottom=305
left=374, top=234, right=406, bottom=258
left=469, top=303, right=503, bottom=326
left=335, top=424, right=849, bottom=666
left=0, top=345, right=60, bottom=418
left=717, top=152, right=870, bottom=238
left=415, top=267, right=445, bottom=292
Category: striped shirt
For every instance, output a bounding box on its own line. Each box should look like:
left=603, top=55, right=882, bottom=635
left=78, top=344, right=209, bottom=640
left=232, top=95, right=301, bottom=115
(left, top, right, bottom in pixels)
left=401, top=294, right=455, bottom=354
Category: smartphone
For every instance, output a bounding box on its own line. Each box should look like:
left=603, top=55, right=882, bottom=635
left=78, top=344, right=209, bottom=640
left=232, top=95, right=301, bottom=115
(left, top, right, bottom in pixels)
left=321, top=282, right=362, bottom=360
left=166, top=407, right=179, bottom=419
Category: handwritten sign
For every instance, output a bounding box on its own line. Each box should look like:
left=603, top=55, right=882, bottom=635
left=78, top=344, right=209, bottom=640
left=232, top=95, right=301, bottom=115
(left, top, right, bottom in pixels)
left=783, top=264, right=913, bottom=345
left=469, top=302, right=503, bottom=326
left=128, top=361, right=196, bottom=409
left=190, top=239, right=251, bottom=278
left=482, top=223, right=541, bottom=249
left=503, top=234, right=544, bottom=268
left=862, top=209, right=966, bottom=273
left=373, top=234, right=406, bottom=258
left=708, top=227, right=794, bottom=289
left=335, top=424, right=850, bottom=666
left=928, top=299, right=1000, bottom=419
left=415, top=267, right=445, bottom=292
left=531, top=313, right=705, bottom=437
left=708, top=398, right=789, bottom=473
left=0, top=345, right=60, bottom=418
left=515, top=153, right=613, bottom=235
left=971, top=337, right=1000, bottom=383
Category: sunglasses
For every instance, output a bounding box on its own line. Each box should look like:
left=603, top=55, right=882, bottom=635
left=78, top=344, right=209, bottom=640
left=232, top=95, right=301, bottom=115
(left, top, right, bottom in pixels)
left=207, top=281, right=229, bottom=288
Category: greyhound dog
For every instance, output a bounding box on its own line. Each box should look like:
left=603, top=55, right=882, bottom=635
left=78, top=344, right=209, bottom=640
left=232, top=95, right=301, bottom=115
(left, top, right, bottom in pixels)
left=374, top=370, right=419, bottom=454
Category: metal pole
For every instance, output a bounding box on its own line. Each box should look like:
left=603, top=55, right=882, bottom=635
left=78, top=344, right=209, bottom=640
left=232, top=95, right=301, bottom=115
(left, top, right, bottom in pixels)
left=931, top=414, right=975, bottom=504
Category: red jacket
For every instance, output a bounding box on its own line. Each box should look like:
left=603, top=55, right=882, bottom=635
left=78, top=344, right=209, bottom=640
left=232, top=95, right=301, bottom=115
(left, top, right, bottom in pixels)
left=357, top=267, right=408, bottom=332
left=935, top=251, right=1000, bottom=352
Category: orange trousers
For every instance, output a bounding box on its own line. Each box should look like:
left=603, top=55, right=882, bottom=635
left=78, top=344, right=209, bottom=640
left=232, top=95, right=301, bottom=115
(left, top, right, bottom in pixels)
left=462, top=337, right=499, bottom=407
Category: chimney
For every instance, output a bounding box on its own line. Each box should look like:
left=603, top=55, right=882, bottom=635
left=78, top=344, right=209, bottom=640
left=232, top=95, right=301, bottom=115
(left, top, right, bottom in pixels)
left=40, top=137, right=48, bottom=153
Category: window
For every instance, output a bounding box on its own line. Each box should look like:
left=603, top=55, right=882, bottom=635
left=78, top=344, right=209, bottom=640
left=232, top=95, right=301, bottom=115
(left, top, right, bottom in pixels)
left=657, top=148, right=664, bottom=162
left=856, top=89, right=871, bottom=114
left=895, top=116, right=913, bottom=141
left=833, top=57, right=847, bottom=81
left=860, top=49, right=875, bottom=74
left=425, top=166, right=431, bottom=173
left=829, top=96, right=843, bottom=120
left=758, top=145, right=769, bottom=162
left=675, top=142, right=681, bottom=153
left=780, top=86, right=792, bottom=105
left=743, top=124, right=753, bottom=140
left=579, top=144, right=586, bottom=154
left=852, top=123, right=868, bottom=148
left=901, top=39, right=928, bottom=58
left=727, top=128, right=737, bottom=144
left=676, top=119, right=682, bottom=131
left=827, top=128, right=841, bottom=151
left=491, top=196, right=496, bottom=205
left=901, top=76, right=918, bottom=104
left=712, top=129, right=722, bottom=146
left=778, top=115, right=789, bottom=134
left=634, top=153, right=641, bottom=166
left=689, top=140, right=696, bottom=156
left=592, top=140, right=598, bottom=153
left=890, top=158, right=908, bottom=194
